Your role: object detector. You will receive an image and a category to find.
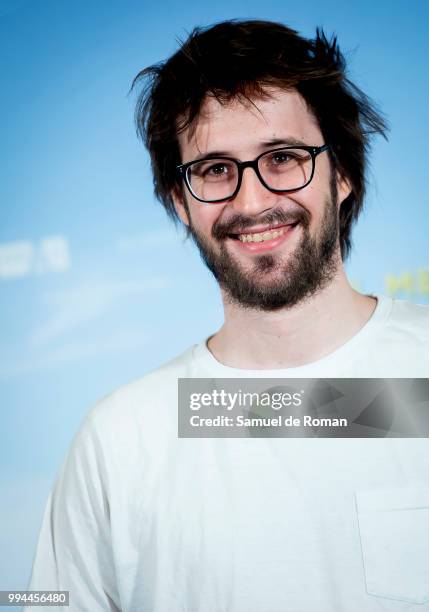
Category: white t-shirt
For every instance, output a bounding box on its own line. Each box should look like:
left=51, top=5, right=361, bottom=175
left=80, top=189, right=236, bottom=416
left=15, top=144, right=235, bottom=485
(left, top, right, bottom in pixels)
left=26, top=295, right=429, bottom=611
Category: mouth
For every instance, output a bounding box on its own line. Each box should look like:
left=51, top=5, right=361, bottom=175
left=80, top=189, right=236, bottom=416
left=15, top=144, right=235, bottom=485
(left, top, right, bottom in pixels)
left=228, top=222, right=299, bottom=244
left=228, top=221, right=299, bottom=252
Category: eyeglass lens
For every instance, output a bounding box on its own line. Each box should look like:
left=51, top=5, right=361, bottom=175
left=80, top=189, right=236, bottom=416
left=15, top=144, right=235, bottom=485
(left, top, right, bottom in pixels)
left=186, top=147, right=313, bottom=202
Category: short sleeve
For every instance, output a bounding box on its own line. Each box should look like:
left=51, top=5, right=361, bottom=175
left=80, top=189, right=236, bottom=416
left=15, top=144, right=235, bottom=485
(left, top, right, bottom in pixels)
left=24, top=415, right=121, bottom=611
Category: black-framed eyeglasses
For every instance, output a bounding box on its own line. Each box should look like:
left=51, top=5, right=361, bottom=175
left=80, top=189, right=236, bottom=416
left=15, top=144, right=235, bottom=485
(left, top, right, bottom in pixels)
left=176, top=144, right=330, bottom=204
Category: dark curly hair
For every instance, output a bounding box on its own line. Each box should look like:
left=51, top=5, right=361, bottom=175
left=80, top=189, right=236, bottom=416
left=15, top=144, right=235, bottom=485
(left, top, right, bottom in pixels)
left=131, top=19, right=388, bottom=260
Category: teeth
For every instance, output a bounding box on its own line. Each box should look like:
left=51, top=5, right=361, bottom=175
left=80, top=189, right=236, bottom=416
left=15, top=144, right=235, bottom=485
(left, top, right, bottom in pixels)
left=238, top=227, right=288, bottom=243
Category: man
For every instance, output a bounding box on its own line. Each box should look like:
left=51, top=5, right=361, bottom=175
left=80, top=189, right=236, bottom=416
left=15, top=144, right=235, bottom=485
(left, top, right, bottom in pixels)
left=26, top=20, right=429, bottom=611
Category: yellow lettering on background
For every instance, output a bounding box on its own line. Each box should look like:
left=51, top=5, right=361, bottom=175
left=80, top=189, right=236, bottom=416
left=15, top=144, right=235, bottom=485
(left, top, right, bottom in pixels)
left=418, top=269, right=429, bottom=295
left=385, top=272, right=414, bottom=296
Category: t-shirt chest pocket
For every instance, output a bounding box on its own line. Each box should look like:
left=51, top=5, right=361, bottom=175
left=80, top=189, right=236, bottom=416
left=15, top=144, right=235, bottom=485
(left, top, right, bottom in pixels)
left=355, top=486, right=429, bottom=605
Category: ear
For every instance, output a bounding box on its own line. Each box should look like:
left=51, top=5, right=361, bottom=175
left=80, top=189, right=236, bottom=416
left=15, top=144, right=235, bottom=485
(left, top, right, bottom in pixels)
left=172, top=187, right=190, bottom=227
left=336, top=171, right=352, bottom=207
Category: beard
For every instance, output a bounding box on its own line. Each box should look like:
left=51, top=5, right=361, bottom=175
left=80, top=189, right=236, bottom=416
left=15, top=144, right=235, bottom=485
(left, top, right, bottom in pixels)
left=185, top=181, right=340, bottom=312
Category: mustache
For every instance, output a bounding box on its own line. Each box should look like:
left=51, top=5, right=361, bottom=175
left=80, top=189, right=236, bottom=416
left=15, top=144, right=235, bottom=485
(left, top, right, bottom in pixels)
left=211, top=207, right=310, bottom=240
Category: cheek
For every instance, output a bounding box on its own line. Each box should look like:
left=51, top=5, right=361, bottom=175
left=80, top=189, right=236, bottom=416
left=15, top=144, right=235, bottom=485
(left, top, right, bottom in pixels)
left=288, top=183, right=323, bottom=218
left=189, top=202, right=225, bottom=233
left=294, top=163, right=334, bottom=214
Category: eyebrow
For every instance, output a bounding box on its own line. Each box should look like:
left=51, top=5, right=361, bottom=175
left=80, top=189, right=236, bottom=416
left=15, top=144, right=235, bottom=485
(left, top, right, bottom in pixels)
left=260, top=137, right=308, bottom=148
left=189, top=137, right=309, bottom=162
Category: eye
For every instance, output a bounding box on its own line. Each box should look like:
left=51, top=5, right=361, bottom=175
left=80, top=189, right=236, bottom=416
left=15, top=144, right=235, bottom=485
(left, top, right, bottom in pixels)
left=190, top=159, right=235, bottom=180
left=271, top=151, right=294, bottom=165
left=206, top=163, right=229, bottom=176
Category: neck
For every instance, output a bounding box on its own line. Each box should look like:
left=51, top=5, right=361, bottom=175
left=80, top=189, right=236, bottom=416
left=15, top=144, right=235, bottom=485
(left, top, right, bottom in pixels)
left=207, top=266, right=377, bottom=369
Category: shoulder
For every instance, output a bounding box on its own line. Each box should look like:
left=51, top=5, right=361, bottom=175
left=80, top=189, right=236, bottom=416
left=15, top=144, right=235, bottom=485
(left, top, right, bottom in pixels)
left=77, top=344, right=198, bottom=453
left=373, top=297, right=429, bottom=375
left=47, top=346, right=202, bottom=507
left=386, top=297, right=429, bottom=338
left=96, top=344, right=195, bottom=410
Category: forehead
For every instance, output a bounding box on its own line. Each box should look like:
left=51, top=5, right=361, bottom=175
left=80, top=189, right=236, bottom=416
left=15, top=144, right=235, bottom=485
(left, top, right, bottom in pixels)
left=177, top=88, right=322, bottom=161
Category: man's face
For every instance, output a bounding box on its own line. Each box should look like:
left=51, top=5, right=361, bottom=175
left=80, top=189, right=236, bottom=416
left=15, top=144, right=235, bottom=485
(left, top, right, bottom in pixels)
left=173, top=88, right=350, bottom=311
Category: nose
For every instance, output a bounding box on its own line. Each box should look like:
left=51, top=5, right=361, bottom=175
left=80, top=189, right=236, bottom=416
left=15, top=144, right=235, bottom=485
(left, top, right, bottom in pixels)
left=229, top=166, right=276, bottom=216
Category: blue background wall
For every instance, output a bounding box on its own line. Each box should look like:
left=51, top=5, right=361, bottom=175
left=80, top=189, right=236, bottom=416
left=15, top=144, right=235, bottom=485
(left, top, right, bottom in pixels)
left=1, top=0, right=428, bottom=598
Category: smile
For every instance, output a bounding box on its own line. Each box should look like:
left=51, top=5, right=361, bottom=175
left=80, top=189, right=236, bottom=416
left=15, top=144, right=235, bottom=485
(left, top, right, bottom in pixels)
left=229, top=222, right=299, bottom=243
left=239, top=227, right=288, bottom=243
left=228, top=222, right=299, bottom=253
